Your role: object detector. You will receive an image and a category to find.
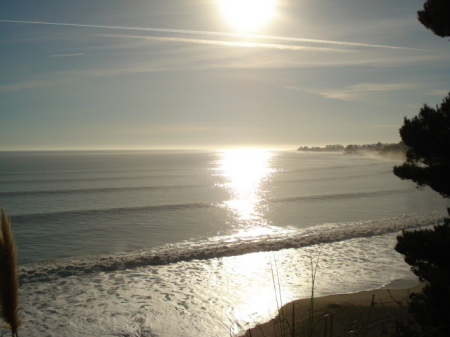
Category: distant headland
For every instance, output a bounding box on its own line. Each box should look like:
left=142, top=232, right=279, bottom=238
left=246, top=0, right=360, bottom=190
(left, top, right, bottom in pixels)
left=297, top=142, right=408, bottom=160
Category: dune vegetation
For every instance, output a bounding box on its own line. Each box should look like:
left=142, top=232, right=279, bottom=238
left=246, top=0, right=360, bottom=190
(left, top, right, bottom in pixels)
left=0, top=207, right=20, bottom=337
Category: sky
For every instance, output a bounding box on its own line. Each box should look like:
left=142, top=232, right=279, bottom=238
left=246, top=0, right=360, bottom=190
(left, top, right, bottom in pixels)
left=1, top=0, right=449, bottom=151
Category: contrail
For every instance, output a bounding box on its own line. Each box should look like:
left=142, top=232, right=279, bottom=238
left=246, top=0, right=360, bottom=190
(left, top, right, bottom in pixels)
left=0, top=19, right=417, bottom=51
left=98, top=33, right=354, bottom=52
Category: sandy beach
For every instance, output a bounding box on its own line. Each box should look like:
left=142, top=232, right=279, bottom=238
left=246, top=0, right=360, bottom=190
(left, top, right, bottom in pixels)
left=242, top=279, right=422, bottom=337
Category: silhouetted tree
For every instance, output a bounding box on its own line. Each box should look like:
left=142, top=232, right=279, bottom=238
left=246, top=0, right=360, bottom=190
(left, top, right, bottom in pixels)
left=393, top=96, right=450, bottom=335
left=418, top=0, right=450, bottom=38
left=395, top=215, right=450, bottom=336
left=393, top=94, right=450, bottom=197
left=393, top=95, right=450, bottom=337
left=392, top=4, right=450, bottom=335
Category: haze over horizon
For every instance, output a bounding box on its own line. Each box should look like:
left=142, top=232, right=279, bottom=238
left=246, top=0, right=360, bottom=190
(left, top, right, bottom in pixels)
left=1, top=1, right=449, bottom=151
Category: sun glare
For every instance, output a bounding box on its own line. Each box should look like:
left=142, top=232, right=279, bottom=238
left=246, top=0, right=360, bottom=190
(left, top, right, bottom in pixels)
left=218, top=0, right=276, bottom=31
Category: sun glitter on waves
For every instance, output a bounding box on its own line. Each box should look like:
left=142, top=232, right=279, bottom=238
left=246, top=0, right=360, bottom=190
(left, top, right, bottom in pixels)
left=217, top=149, right=274, bottom=226
left=217, top=0, right=276, bottom=31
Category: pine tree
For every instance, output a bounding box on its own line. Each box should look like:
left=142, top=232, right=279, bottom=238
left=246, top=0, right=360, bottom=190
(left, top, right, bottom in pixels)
left=392, top=2, right=450, bottom=335
left=393, top=93, right=450, bottom=198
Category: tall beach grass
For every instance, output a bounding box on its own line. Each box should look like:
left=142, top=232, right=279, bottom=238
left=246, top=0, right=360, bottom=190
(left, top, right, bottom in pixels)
left=239, top=247, right=416, bottom=337
left=0, top=207, right=20, bottom=337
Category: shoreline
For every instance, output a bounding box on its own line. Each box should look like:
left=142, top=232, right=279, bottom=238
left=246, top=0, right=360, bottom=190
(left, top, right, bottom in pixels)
left=241, top=279, right=422, bottom=337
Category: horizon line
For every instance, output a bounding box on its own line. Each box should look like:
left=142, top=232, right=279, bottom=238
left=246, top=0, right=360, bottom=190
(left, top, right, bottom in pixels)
left=0, top=141, right=402, bottom=153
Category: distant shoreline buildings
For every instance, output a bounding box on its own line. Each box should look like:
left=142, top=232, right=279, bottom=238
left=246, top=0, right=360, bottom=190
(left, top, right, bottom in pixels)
left=297, top=142, right=409, bottom=160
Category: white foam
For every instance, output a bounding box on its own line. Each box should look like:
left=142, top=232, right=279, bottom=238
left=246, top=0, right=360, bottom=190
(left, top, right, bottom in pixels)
left=19, top=211, right=444, bottom=284
left=19, top=226, right=418, bottom=336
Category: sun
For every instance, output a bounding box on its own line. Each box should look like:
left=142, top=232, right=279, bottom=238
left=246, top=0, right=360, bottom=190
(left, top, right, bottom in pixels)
left=218, top=0, right=276, bottom=32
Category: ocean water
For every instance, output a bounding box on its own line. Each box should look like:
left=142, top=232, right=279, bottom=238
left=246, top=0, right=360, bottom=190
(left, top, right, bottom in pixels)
left=0, top=149, right=448, bottom=337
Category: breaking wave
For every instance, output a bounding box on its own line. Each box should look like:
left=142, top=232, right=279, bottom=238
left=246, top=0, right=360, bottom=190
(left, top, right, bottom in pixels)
left=19, top=211, right=445, bottom=284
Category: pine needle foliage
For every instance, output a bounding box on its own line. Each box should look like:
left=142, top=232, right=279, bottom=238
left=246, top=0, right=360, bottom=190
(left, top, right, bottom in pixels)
left=0, top=207, right=20, bottom=337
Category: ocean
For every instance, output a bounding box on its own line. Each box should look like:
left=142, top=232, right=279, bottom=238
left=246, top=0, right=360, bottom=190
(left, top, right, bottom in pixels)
left=0, top=149, right=448, bottom=337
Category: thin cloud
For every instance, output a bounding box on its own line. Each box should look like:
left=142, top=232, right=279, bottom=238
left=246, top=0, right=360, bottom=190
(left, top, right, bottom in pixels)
left=51, top=53, right=85, bottom=57
left=105, top=125, right=251, bottom=135
left=0, top=79, right=66, bottom=92
left=374, top=124, right=401, bottom=128
left=425, top=89, right=450, bottom=97
left=0, top=19, right=420, bottom=51
left=1, top=50, right=442, bottom=93
left=290, top=82, right=421, bottom=101
left=0, top=62, right=174, bottom=93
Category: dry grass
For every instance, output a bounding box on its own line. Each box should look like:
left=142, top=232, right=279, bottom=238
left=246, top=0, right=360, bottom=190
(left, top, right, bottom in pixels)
left=241, top=285, right=421, bottom=337
left=0, top=207, right=20, bottom=337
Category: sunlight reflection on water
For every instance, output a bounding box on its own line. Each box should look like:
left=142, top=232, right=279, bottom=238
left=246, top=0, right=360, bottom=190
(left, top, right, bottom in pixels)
left=216, top=149, right=276, bottom=235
